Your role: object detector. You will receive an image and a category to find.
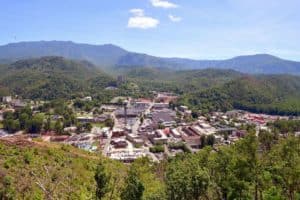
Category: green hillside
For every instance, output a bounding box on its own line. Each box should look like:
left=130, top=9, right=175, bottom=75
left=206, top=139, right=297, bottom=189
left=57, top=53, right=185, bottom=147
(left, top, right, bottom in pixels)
left=1, top=133, right=299, bottom=199
left=0, top=57, right=115, bottom=100
left=124, top=67, right=242, bottom=93
left=179, top=75, right=300, bottom=115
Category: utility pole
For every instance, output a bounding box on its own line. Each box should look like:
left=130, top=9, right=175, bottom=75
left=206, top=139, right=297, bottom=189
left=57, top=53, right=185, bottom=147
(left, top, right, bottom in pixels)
left=124, top=101, right=128, bottom=127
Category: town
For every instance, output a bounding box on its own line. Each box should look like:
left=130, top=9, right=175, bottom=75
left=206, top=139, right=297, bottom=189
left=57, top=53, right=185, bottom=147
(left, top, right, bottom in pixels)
left=0, top=92, right=298, bottom=163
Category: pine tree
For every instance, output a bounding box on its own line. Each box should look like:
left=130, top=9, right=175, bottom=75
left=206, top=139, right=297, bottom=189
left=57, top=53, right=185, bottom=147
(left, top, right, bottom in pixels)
left=94, top=161, right=110, bottom=200
left=121, top=168, right=144, bottom=200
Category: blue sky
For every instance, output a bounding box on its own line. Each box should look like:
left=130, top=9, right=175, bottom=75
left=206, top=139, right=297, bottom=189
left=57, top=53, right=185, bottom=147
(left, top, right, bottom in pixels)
left=0, top=0, right=299, bottom=60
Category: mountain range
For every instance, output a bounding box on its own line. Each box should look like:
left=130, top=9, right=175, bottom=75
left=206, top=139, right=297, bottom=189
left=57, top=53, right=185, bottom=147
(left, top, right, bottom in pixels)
left=0, top=41, right=300, bottom=74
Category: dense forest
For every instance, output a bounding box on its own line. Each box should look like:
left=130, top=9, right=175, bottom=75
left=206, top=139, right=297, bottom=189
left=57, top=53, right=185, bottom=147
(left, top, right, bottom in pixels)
left=0, top=57, right=139, bottom=101
left=178, top=75, right=300, bottom=115
left=1, top=130, right=299, bottom=199
left=0, top=57, right=114, bottom=99
left=1, top=57, right=300, bottom=116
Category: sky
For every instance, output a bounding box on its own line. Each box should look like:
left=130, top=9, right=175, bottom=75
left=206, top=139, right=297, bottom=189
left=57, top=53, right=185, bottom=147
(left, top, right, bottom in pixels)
left=0, top=0, right=300, bottom=60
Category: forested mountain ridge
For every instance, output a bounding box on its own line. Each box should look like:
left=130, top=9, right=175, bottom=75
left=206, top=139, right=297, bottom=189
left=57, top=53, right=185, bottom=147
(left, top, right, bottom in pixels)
left=124, top=67, right=243, bottom=93
left=0, top=57, right=115, bottom=99
left=179, top=74, right=300, bottom=115
left=1, top=41, right=300, bottom=74
left=0, top=56, right=300, bottom=116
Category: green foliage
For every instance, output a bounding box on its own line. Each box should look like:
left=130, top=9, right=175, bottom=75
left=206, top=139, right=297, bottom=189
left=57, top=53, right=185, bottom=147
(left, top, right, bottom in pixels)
left=3, top=108, right=45, bottom=133
left=270, top=119, right=300, bottom=133
left=1, top=132, right=300, bottom=199
left=206, top=134, right=216, bottom=146
left=121, top=167, right=145, bottom=200
left=95, top=161, right=111, bottom=200
left=168, top=142, right=191, bottom=153
left=0, top=57, right=114, bottom=100
left=150, top=145, right=164, bottom=153
left=179, top=75, right=300, bottom=115
left=104, top=118, right=115, bottom=129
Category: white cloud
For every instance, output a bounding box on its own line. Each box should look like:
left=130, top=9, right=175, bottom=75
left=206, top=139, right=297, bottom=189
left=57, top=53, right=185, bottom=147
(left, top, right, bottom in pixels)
left=150, top=0, right=178, bottom=8
left=128, top=9, right=159, bottom=29
left=168, top=14, right=182, bottom=22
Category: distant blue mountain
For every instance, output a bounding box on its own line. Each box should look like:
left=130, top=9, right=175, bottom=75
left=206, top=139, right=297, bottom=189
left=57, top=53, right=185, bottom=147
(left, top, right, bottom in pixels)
left=0, top=41, right=299, bottom=74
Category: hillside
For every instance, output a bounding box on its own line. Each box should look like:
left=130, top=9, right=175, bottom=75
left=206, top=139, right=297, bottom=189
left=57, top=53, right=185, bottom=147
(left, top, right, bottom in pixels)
left=0, top=57, right=115, bottom=99
left=179, top=75, right=300, bottom=115
left=125, top=67, right=242, bottom=93
left=1, top=133, right=299, bottom=199
left=1, top=41, right=300, bottom=74
left=0, top=136, right=120, bottom=199
left=0, top=137, right=165, bottom=200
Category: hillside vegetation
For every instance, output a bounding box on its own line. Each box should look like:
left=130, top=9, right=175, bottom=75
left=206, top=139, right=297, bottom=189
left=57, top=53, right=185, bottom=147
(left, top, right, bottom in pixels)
left=1, top=132, right=300, bottom=199
left=179, top=75, right=300, bottom=115
left=124, top=67, right=242, bottom=93
left=0, top=57, right=115, bottom=99
left=1, top=57, right=300, bottom=116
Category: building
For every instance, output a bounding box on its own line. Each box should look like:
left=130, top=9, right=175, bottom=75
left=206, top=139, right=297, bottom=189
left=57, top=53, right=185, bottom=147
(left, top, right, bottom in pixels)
left=82, top=96, right=92, bottom=101
left=181, top=127, right=202, bottom=148
left=2, top=96, right=12, bottom=103
left=171, top=128, right=182, bottom=138
left=94, top=114, right=111, bottom=122
left=148, top=130, right=168, bottom=145
left=11, top=99, right=26, bottom=108
left=126, top=134, right=144, bottom=145
left=76, top=116, right=94, bottom=123
left=150, top=110, right=176, bottom=128
left=111, top=139, right=128, bottom=148
left=155, top=92, right=178, bottom=103
left=63, top=126, right=77, bottom=133
left=152, top=103, right=169, bottom=110
left=112, top=128, right=126, bottom=138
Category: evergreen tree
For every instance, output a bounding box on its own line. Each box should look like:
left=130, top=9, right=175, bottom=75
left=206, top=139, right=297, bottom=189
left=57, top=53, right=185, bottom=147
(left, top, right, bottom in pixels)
left=94, top=162, right=110, bottom=200
left=121, top=168, right=144, bottom=200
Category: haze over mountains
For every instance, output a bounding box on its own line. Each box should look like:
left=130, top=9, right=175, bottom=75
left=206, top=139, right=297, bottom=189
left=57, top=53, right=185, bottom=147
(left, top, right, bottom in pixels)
left=1, top=41, right=300, bottom=74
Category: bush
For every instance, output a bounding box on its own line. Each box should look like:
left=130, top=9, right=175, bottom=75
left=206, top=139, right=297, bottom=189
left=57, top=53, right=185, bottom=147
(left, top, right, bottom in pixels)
left=149, top=145, right=164, bottom=153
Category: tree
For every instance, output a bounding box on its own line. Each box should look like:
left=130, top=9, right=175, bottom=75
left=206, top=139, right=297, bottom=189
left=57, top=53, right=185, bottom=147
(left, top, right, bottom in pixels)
left=19, top=113, right=29, bottom=130
left=85, top=123, right=93, bottom=132
left=267, top=136, right=300, bottom=200
left=200, top=135, right=207, bottom=148
left=258, top=130, right=277, bottom=152
left=104, top=118, right=114, bottom=130
left=44, top=116, right=51, bottom=131
left=158, top=123, right=165, bottom=130
left=207, top=134, right=216, bottom=146
left=3, top=119, right=20, bottom=133
left=166, top=149, right=211, bottom=200
left=121, top=168, right=144, bottom=200
left=140, top=116, right=144, bottom=124
left=0, top=170, right=15, bottom=200
left=228, top=133, right=260, bottom=200
left=54, top=120, right=63, bottom=134
left=95, top=162, right=110, bottom=200
left=191, top=111, right=199, bottom=119
left=28, top=115, right=44, bottom=133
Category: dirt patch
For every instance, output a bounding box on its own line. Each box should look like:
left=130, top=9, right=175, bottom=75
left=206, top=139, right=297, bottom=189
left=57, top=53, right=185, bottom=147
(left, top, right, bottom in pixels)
left=0, top=135, right=34, bottom=147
